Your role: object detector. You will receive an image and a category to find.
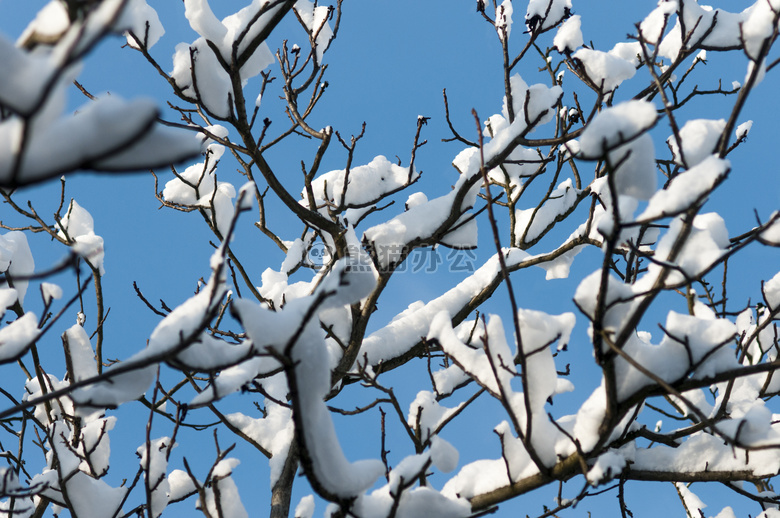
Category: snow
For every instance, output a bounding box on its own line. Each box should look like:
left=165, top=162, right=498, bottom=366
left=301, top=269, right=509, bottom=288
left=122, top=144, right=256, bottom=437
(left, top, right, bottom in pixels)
left=572, top=48, right=636, bottom=92
left=0, top=312, right=39, bottom=363
left=741, top=0, right=779, bottom=60
left=714, top=507, right=737, bottom=518
left=764, top=270, right=780, bottom=309
left=574, top=269, right=643, bottom=343
left=163, top=160, right=238, bottom=238
left=441, top=458, right=511, bottom=500
left=553, top=15, right=582, bottom=53
left=119, top=0, right=165, bottom=49
left=428, top=311, right=517, bottom=397
left=137, top=437, right=172, bottom=518
left=58, top=200, right=105, bottom=274
left=184, top=0, right=228, bottom=43
left=0, top=86, right=201, bottom=185
left=41, top=282, right=62, bottom=304
left=613, top=311, right=737, bottom=399
left=639, top=1, right=678, bottom=44
left=668, top=119, right=726, bottom=167
left=676, top=483, right=706, bottom=514
left=233, top=267, right=385, bottom=497
left=362, top=191, right=478, bottom=270
left=224, top=403, right=294, bottom=485
left=73, top=248, right=227, bottom=412
left=174, top=0, right=276, bottom=118
left=294, top=0, right=334, bottom=63
left=633, top=430, right=780, bottom=479
left=638, top=212, right=730, bottom=289
left=17, top=1, right=69, bottom=48
left=526, top=0, right=572, bottom=31
left=637, top=156, right=730, bottom=221
left=295, top=495, right=315, bottom=518
left=0, top=288, right=17, bottom=311
left=305, top=155, right=416, bottom=210
left=431, top=310, right=570, bottom=468
left=167, top=469, right=197, bottom=502
left=64, top=324, right=98, bottom=381
left=577, top=101, right=657, bottom=159
left=736, top=120, right=753, bottom=140
left=200, top=459, right=249, bottom=518
left=0, top=34, right=58, bottom=114
left=358, top=248, right=529, bottom=366
left=63, top=471, right=127, bottom=518
left=516, top=308, right=575, bottom=410
left=514, top=179, right=579, bottom=245
left=407, top=391, right=462, bottom=442
left=587, top=450, right=626, bottom=485
left=495, top=0, right=513, bottom=41
left=430, top=435, right=459, bottom=473
left=0, top=231, right=34, bottom=304
left=79, top=415, right=115, bottom=475
left=86, top=122, right=203, bottom=172
left=659, top=1, right=746, bottom=60
left=354, top=485, right=471, bottom=518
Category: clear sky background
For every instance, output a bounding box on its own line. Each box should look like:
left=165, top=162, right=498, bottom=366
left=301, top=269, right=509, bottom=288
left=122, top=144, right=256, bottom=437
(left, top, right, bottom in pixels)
left=1, top=1, right=780, bottom=517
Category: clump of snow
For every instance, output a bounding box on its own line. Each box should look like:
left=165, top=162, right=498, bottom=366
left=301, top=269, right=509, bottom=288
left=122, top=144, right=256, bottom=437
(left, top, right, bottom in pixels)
left=358, top=249, right=529, bottom=366
left=173, top=0, right=276, bottom=117
left=736, top=120, right=753, bottom=140
left=639, top=1, right=677, bottom=44
left=407, top=391, right=462, bottom=443
left=587, top=450, right=626, bottom=485
left=199, top=458, right=249, bottom=518
left=572, top=48, right=636, bottom=92
left=526, top=0, right=572, bottom=31
left=118, top=0, right=165, bottom=49
left=40, top=282, right=62, bottom=305
left=514, top=179, right=579, bottom=245
left=0, top=289, right=17, bottom=311
left=676, top=482, right=706, bottom=514
left=64, top=324, right=98, bottom=381
left=764, top=271, right=780, bottom=309
left=294, top=0, right=334, bottom=63
left=430, top=435, right=459, bottom=473
left=224, top=403, right=293, bottom=485
left=306, top=155, right=416, bottom=210
left=17, top=1, right=69, bottom=47
left=667, top=119, right=725, bottom=167
left=168, top=469, right=197, bottom=502
left=495, top=0, right=513, bottom=41
left=575, top=270, right=643, bottom=344
left=294, top=495, right=315, bottom=518
left=637, top=156, right=730, bottom=221
left=578, top=101, right=657, bottom=158
left=742, top=0, right=779, bottom=60
left=638, top=212, right=730, bottom=289
left=0, top=312, right=40, bottom=363
left=658, top=2, right=745, bottom=60
left=576, top=101, right=658, bottom=199
left=58, top=200, right=105, bottom=274
left=0, top=232, right=34, bottom=304
left=553, top=15, right=582, bottom=53
left=137, top=437, right=173, bottom=518
left=163, top=160, right=237, bottom=238
left=233, top=268, right=384, bottom=497
left=74, top=248, right=228, bottom=413
left=609, top=41, right=642, bottom=67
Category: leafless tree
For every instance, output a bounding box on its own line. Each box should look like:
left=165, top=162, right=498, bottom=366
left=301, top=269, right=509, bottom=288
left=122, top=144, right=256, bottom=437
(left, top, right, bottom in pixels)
left=2, top=1, right=780, bottom=517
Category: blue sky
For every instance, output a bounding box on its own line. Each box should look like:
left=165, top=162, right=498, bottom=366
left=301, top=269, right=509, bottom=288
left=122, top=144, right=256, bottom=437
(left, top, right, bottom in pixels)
left=2, top=1, right=780, bottom=517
